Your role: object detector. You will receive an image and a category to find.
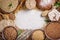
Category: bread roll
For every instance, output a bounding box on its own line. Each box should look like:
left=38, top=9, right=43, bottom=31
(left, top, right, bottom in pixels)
left=0, top=0, right=18, bottom=13
left=25, top=0, right=36, bottom=9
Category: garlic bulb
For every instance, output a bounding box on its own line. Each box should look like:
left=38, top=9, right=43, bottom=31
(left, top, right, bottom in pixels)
left=36, top=0, right=56, bottom=10
left=48, top=9, right=60, bottom=21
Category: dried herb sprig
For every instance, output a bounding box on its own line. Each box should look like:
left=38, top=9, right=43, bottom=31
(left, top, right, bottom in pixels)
left=8, top=3, right=12, bottom=7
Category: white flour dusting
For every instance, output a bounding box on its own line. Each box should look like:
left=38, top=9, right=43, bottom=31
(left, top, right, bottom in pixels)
left=15, top=9, right=46, bottom=30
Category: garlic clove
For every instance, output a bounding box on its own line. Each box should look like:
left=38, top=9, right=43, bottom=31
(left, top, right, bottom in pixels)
left=41, top=10, right=49, bottom=17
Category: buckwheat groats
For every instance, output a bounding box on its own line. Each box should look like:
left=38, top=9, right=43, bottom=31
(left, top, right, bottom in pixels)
left=3, top=26, right=17, bottom=40
left=45, top=22, right=60, bottom=40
